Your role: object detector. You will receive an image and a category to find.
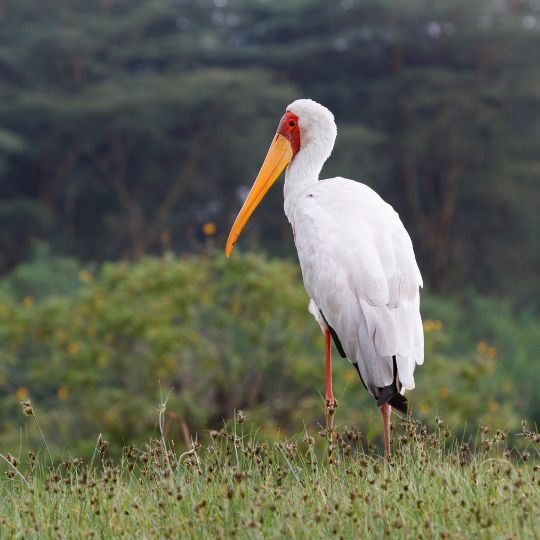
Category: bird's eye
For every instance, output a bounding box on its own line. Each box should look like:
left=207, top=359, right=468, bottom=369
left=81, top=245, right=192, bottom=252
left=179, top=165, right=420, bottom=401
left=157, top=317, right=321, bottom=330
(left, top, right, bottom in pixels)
left=289, top=119, right=296, bottom=127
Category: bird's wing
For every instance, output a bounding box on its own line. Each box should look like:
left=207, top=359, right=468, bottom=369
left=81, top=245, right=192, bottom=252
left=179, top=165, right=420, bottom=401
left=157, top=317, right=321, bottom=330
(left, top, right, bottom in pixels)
left=291, top=177, right=423, bottom=396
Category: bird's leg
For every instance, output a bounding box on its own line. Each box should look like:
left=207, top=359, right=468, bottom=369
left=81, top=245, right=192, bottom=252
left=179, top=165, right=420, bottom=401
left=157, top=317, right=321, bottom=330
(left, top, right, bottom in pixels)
left=380, top=402, right=392, bottom=462
left=325, top=329, right=337, bottom=463
left=325, top=329, right=336, bottom=426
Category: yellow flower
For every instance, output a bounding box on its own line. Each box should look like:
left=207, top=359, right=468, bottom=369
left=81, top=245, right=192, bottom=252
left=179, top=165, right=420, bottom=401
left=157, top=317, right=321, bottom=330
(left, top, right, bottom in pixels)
left=477, top=341, right=488, bottom=354
left=67, top=342, right=80, bottom=354
left=423, top=319, right=443, bottom=332
left=202, top=222, right=217, bottom=236
left=439, top=386, right=450, bottom=399
left=56, top=329, right=68, bottom=342
left=57, top=386, right=69, bottom=401
left=502, top=380, right=511, bottom=393
left=22, top=296, right=34, bottom=307
left=79, top=269, right=93, bottom=283
left=16, top=386, right=29, bottom=400
left=488, top=400, right=499, bottom=413
left=477, top=341, right=498, bottom=360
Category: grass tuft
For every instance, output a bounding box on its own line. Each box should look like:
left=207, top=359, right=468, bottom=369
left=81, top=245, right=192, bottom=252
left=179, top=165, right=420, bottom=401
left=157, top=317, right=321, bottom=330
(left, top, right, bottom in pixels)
left=0, top=410, right=538, bottom=538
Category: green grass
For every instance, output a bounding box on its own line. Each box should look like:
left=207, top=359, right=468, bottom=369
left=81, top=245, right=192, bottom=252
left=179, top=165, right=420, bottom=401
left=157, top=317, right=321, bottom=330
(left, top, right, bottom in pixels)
left=0, top=409, right=538, bottom=539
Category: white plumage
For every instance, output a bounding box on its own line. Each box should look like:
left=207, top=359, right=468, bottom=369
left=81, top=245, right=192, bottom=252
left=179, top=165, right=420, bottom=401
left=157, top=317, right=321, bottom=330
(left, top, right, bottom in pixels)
left=226, top=99, right=424, bottom=446
left=283, top=100, right=424, bottom=402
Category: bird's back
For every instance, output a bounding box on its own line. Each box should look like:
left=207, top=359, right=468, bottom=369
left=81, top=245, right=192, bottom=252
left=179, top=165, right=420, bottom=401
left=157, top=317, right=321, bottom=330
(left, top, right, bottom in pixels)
left=289, top=177, right=424, bottom=400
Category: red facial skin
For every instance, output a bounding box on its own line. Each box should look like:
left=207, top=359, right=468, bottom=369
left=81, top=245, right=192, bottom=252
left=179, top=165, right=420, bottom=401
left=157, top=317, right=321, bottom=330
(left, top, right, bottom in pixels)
left=277, top=111, right=301, bottom=156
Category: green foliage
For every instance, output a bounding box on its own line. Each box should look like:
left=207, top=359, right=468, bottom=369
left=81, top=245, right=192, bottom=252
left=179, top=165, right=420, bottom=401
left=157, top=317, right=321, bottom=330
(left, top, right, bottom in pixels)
left=0, top=413, right=538, bottom=538
left=0, top=253, right=321, bottom=455
left=0, top=254, right=535, bottom=456
left=421, top=291, right=540, bottom=423
left=0, top=243, right=83, bottom=300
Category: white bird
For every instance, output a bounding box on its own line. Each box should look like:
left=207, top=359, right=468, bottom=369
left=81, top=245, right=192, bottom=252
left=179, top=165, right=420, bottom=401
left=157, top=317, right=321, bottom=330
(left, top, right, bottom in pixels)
left=226, top=99, right=424, bottom=460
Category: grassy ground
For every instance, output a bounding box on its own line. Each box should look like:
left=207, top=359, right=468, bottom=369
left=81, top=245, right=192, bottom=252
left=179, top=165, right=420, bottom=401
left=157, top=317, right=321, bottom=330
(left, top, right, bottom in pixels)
left=0, top=410, right=538, bottom=539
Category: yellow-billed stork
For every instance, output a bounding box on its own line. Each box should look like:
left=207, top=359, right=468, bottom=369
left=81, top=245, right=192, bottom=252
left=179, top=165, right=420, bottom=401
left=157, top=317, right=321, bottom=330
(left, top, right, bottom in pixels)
left=226, top=99, right=424, bottom=460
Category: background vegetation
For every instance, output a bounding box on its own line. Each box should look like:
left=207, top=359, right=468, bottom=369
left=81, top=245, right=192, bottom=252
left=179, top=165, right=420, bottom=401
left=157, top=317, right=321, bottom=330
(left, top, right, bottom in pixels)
left=1, top=0, right=539, bottom=301
left=0, top=0, right=539, bottom=459
left=0, top=253, right=537, bottom=457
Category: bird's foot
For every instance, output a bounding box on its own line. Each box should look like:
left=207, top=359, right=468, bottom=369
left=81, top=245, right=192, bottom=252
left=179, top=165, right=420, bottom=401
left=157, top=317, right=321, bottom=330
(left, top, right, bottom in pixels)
left=325, top=396, right=338, bottom=417
left=325, top=397, right=338, bottom=430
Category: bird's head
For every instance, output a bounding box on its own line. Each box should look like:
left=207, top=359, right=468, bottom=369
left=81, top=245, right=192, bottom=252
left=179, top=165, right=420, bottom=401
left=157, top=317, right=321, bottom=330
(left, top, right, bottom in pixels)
left=226, top=99, right=336, bottom=256
left=285, top=99, right=337, bottom=158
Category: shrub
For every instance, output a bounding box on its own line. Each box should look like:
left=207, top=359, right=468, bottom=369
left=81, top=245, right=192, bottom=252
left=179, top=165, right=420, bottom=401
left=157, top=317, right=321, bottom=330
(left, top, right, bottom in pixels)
left=0, top=253, right=532, bottom=456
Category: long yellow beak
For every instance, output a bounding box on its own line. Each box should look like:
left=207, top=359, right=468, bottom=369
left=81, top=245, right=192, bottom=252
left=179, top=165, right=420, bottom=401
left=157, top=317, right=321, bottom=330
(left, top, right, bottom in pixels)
left=225, top=133, right=293, bottom=256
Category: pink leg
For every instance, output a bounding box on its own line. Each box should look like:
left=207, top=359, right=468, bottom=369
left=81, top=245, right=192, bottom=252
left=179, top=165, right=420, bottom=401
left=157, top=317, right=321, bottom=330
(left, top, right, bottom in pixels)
left=325, top=329, right=333, bottom=403
left=325, top=330, right=337, bottom=463
left=380, top=403, right=392, bottom=461
left=325, top=330, right=337, bottom=421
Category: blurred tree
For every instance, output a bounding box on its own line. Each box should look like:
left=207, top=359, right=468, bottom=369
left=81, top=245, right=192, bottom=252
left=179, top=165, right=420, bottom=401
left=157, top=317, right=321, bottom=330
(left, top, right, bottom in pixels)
left=0, top=0, right=538, bottom=308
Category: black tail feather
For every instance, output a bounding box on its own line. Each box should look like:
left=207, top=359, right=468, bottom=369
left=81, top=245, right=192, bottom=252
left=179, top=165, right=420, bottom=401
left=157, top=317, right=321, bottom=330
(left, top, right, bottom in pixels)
left=354, top=356, right=410, bottom=415
left=377, top=356, right=409, bottom=414
left=379, top=390, right=409, bottom=415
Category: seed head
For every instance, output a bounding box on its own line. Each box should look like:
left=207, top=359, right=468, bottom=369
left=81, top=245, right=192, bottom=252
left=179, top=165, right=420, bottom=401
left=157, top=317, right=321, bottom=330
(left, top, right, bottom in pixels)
left=5, top=454, right=18, bottom=467
left=20, top=401, right=34, bottom=416
left=303, top=434, right=315, bottom=446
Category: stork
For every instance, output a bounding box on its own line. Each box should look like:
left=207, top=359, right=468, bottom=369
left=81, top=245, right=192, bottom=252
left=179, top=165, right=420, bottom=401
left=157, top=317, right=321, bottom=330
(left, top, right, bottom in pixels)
left=225, top=99, right=424, bottom=460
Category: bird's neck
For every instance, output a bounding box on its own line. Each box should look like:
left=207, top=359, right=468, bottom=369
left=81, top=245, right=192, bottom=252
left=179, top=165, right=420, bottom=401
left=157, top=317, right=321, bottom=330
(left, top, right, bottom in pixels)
left=283, top=145, right=325, bottom=222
